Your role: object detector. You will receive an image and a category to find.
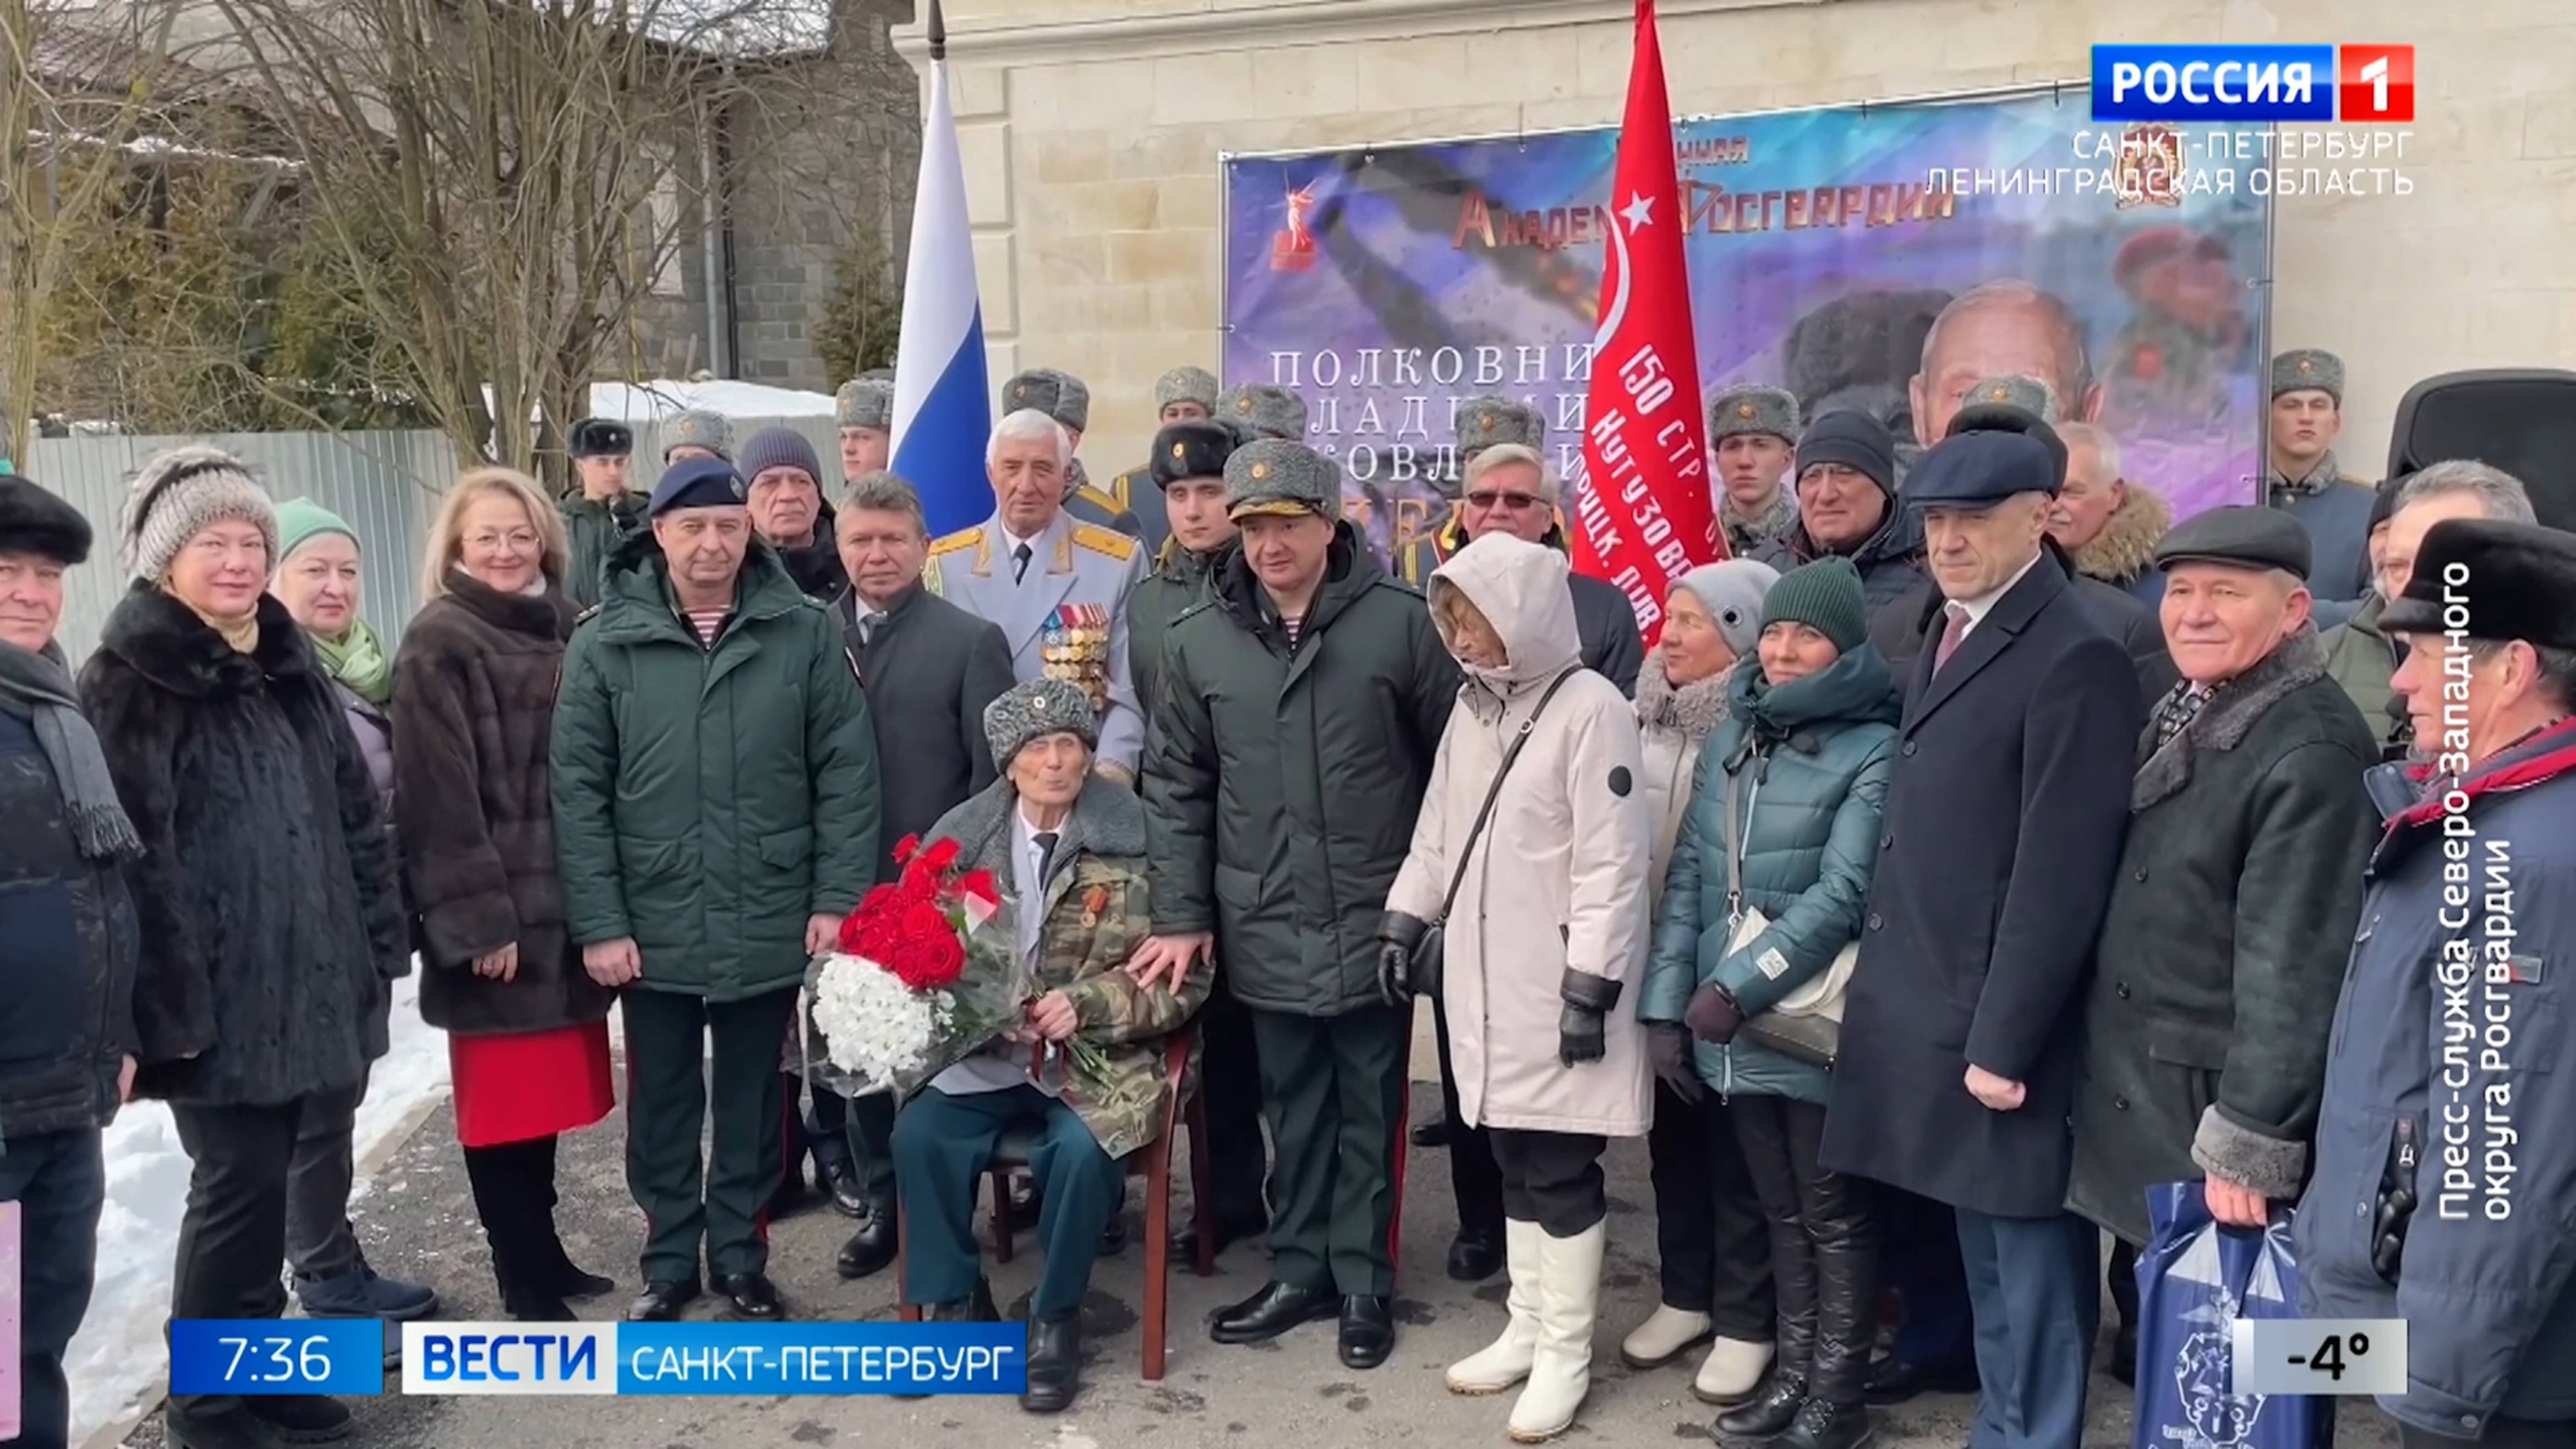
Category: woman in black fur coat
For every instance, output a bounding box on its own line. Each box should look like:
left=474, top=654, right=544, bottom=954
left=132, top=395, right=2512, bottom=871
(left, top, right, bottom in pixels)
left=78, top=446, right=404, bottom=1449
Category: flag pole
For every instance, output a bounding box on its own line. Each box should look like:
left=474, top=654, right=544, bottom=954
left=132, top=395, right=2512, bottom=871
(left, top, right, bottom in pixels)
left=927, top=0, right=945, bottom=61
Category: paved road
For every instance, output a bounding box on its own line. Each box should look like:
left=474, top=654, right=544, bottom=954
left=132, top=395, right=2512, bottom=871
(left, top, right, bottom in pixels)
left=116, top=1018, right=2395, bottom=1449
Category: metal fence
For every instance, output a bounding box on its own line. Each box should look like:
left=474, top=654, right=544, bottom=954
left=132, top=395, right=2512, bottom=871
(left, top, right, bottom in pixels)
left=27, top=415, right=843, bottom=665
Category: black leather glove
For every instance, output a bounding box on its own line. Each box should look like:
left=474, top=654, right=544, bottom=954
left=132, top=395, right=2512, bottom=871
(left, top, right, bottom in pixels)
left=1683, top=982, right=1746, bottom=1045
left=1375, top=911, right=1431, bottom=1008
left=2371, top=1116, right=2420, bottom=1284
left=1648, top=1022, right=1703, bottom=1102
left=1557, top=969, right=1621, bottom=1068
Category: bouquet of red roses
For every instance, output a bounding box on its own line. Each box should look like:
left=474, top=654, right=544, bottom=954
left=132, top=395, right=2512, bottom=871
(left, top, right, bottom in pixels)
left=796, top=833, right=1024, bottom=1100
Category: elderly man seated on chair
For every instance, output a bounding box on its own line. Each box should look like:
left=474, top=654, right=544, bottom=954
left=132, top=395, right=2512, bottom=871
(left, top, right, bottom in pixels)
left=893, top=676, right=1208, bottom=1413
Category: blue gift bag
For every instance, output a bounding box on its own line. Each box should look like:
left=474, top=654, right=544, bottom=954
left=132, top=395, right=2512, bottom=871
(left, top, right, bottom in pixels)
left=2131, top=1182, right=2331, bottom=1449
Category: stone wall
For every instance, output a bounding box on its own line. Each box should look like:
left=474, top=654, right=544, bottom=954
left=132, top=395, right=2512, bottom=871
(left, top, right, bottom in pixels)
left=627, top=0, right=921, bottom=390
left=907, top=0, right=2576, bottom=483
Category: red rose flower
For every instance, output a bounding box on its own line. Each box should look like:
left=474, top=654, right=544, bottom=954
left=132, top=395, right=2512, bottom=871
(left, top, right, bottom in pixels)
left=958, top=868, right=1000, bottom=907
left=895, top=931, right=965, bottom=989
left=921, top=836, right=964, bottom=874
left=892, top=833, right=922, bottom=865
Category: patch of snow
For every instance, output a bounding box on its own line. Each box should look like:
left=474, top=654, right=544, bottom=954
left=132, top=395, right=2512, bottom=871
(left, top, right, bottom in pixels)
left=478, top=379, right=839, bottom=428
left=66, top=970, right=452, bottom=1442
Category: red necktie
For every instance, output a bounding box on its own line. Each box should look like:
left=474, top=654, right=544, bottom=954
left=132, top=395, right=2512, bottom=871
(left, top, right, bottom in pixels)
left=1933, top=602, right=1970, bottom=673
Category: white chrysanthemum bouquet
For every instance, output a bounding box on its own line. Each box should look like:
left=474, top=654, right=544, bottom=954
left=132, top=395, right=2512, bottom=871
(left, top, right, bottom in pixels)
left=796, top=832, right=1023, bottom=1099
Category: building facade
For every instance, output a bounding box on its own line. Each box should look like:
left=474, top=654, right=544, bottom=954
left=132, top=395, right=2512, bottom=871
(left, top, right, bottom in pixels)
left=907, top=0, right=2576, bottom=484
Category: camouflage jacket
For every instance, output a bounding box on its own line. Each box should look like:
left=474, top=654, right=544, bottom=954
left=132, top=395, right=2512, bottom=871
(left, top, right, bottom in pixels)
left=925, top=775, right=1206, bottom=1159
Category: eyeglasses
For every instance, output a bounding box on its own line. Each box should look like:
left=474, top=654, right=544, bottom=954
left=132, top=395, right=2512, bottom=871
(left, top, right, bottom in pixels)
left=466, top=532, right=540, bottom=550
left=1465, top=491, right=1544, bottom=512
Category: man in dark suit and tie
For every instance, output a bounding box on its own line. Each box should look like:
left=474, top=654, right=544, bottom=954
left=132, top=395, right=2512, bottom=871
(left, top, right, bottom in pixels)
left=821, top=470, right=1016, bottom=1280
left=1821, top=404, right=2145, bottom=1449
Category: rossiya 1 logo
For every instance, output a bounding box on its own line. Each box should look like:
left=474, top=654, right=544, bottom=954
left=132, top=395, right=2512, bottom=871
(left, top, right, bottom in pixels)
left=2090, top=45, right=2414, bottom=123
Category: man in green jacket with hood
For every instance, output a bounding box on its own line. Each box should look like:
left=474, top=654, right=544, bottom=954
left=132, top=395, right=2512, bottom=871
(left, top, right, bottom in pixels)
left=553, top=456, right=880, bottom=1324
left=1139, top=438, right=1459, bottom=1370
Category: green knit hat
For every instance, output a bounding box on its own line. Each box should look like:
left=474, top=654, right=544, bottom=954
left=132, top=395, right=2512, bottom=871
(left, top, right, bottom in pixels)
left=274, top=496, right=359, bottom=562
left=1758, top=555, right=1869, bottom=654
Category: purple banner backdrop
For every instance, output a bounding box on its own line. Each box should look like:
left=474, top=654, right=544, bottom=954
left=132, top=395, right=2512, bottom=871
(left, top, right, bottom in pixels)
left=1223, top=89, right=2271, bottom=563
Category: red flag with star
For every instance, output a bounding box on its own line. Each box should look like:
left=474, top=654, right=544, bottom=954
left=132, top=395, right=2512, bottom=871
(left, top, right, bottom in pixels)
left=1572, top=0, right=1722, bottom=645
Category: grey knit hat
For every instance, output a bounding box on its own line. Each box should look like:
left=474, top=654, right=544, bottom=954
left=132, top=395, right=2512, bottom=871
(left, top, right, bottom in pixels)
left=1154, top=366, right=1220, bottom=412
left=736, top=425, right=824, bottom=485
left=1221, top=384, right=1308, bottom=441
left=1672, top=559, right=1782, bottom=659
left=120, top=445, right=278, bottom=583
left=984, top=677, right=1100, bottom=769
left=836, top=378, right=893, bottom=430
left=664, top=409, right=734, bottom=461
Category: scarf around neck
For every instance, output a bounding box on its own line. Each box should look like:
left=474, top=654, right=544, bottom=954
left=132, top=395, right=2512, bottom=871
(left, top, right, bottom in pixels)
left=308, top=614, right=392, bottom=704
left=0, top=641, right=144, bottom=862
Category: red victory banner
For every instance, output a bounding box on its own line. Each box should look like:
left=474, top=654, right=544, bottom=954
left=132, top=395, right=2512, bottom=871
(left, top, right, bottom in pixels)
left=1572, top=0, right=1724, bottom=643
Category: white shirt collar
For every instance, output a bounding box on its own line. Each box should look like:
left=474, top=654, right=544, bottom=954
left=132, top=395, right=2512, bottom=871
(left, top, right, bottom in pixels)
left=1950, top=549, right=2046, bottom=634
left=997, top=511, right=1062, bottom=562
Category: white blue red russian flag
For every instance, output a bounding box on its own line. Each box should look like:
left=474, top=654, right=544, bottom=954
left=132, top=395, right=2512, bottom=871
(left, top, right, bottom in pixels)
left=889, top=52, right=991, bottom=538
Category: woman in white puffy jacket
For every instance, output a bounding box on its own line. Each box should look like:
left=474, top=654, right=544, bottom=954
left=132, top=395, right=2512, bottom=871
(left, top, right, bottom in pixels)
left=1376, top=531, right=1653, bottom=1443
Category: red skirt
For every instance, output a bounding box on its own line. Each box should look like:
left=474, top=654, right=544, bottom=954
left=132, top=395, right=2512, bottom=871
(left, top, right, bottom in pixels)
left=450, top=1019, right=616, bottom=1148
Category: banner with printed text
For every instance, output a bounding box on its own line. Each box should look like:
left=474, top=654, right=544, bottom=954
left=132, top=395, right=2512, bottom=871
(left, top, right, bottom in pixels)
left=1222, top=89, right=2273, bottom=565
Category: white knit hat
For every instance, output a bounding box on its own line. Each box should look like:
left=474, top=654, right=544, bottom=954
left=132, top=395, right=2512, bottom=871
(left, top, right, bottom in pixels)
left=119, top=445, right=279, bottom=583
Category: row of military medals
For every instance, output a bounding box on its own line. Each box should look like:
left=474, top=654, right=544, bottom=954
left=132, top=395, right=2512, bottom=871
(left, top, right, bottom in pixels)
left=1043, top=604, right=1113, bottom=713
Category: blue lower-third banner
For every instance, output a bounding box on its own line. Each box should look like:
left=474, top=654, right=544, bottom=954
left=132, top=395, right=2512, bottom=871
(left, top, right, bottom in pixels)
left=398, top=1321, right=1027, bottom=1395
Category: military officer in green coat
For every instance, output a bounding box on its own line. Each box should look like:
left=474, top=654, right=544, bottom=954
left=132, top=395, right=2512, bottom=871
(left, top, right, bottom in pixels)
left=551, top=456, right=880, bottom=1324
left=1107, top=365, right=1221, bottom=560
left=1125, top=418, right=1271, bottom=1259
left=558, top=417, right=643, bottom=611
left=1137, top=439, right=1459, bottom=1370
left=1127, top=419, right=1238, bottom=718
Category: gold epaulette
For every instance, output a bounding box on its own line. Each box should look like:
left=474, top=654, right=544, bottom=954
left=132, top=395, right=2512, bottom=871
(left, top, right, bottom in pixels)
left=1071, top=522, right=1140, bottom=561
left=927, top=527, right=981, bottom=557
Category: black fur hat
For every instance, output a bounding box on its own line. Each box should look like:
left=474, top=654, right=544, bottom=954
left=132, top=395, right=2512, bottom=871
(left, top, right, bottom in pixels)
left=0, top=473, right=94, bottom=566
left=1150, top=421, right=1239, bottom=490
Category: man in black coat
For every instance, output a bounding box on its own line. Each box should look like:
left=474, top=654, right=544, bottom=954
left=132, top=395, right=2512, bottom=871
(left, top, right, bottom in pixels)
left=0, top=474, right=139, bottom=1449
left=1820, top=407, right=2145, bottom=1449
left=818, top=471, right=1015, bottom=1278
left=2066, top=507, right=2377, bottom=1376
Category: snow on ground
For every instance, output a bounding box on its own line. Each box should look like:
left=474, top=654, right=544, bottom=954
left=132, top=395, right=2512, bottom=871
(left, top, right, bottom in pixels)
left=67, top=971, right=453, bottom=1442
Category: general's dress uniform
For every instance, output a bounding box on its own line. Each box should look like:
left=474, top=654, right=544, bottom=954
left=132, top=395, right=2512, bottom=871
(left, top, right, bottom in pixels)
left=926, top=510, right=1150, bottom=781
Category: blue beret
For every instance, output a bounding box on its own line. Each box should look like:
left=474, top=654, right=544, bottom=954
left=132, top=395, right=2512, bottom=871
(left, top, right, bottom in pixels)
left=1904, top=430, right=2060, bottom=510
left=649, top=456, right=748, bottom=516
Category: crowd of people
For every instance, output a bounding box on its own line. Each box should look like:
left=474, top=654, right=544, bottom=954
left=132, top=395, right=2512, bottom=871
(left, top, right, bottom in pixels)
left=0, top=341, right=2570, bottom=1449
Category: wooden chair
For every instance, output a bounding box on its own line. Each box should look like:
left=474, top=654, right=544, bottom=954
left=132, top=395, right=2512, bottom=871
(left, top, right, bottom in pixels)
left=896, top=1028, right=1215, bottom=1381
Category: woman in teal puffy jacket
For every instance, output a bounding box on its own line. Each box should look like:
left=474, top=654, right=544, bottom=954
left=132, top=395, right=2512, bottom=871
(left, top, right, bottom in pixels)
left=1639, top=556, right=1900, bottom=1449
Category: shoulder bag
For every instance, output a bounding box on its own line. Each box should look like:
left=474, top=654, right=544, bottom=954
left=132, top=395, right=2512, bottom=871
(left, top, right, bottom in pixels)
left=1719, top=752, right=1860, bottom=1069
left=1411, top=669, right=1577, bottom=993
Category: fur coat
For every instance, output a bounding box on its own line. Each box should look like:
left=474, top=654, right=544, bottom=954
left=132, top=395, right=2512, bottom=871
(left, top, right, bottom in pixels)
left=79, top=587, right=406, bottom=1106
left=392, top=575, right=615, bottom=1037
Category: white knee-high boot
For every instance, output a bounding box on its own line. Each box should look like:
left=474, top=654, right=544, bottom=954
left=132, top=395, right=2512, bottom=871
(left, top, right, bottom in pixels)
left=1508, top=1220, right=1607, bottom=1442
left=1447, top=1218, right=1544, bottom=1393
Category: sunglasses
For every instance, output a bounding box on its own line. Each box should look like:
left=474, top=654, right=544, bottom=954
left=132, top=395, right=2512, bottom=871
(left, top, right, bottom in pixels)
left=1465, top=490, right=1544, bottom=512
